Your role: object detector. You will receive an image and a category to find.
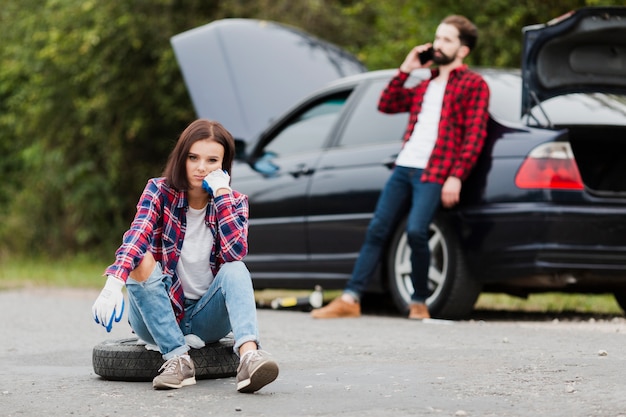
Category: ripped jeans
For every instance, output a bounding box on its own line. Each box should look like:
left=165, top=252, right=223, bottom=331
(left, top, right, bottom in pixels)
left=125, top=260, right=259, bottom=360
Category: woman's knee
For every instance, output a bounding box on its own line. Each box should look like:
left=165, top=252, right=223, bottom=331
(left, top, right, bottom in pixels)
left=218, top=260, right=249, bottom=277
left=215, top=261, right=252, bottom=289
left=129, top=252, right=157, bottom=282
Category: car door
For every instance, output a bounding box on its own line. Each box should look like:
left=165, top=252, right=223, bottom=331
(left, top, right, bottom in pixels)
left=236, top=92, right=351, bottom=279
left=306, top=77, right=411, bottom=276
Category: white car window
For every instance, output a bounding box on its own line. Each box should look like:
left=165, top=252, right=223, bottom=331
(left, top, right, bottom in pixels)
left=338, top=80, right=408, bottom=148
left=265, top=95, right=348, bottom=157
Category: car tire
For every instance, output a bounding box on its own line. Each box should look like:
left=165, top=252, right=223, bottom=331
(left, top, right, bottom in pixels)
left=386, top=213, right=482, bottom=319
left=92, top=336, right=239, bottom=382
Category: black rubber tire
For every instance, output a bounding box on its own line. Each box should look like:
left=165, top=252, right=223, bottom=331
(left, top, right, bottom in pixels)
left=92, top=337, right=239, bottom=382
left=386, top=213, right=482, bottom=319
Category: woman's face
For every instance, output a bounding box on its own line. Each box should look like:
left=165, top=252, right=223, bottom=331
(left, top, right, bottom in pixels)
left=186, top=139, right=225, bottom=191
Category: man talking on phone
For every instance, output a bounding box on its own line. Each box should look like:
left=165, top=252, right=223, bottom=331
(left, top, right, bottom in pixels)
left=312, top=15, right=490, bottom=320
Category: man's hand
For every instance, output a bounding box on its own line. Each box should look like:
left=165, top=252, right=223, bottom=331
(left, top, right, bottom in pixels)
left=400, top=43, right=433, bottom=73
left=92, top=276, right=125, bottom=332
left=441, top=176, right=462, bottom=208
left=202, top=169, right=232, bottom=196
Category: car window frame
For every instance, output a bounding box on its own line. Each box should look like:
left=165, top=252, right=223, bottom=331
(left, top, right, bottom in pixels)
left=250, top=89, right=355, bottom=162
left=330, top=77, right=410, bottom=149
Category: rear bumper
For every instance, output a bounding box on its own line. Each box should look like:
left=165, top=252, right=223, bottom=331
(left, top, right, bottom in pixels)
left=459, top=203, right=626, bottom=287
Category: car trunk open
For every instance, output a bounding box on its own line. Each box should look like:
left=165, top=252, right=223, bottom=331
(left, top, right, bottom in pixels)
left=522, top=6, right=626, bottom=196
left=522, top=7, right=626, bottom=117
left=568, top=125, right=626, bottom=195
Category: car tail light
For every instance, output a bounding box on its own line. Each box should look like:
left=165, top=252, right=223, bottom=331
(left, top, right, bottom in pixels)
left=515, top=142, right=584, bottom=190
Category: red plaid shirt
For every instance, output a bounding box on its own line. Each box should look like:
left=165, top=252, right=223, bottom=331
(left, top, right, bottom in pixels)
left=378, top=65, right=490, bottom=183
left=104, top=177, right=249, bottom=322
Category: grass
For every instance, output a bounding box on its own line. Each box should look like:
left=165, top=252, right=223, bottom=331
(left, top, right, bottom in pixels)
left=0, top=254, right=109, bottom=289
left=1, top=255, right=623, bottom=315
left=475, top=292, right=623, bottom=315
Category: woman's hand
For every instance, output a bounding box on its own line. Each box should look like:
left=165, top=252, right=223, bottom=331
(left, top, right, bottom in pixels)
left=202, top=169, right=232, bottom=196
left=92, top=276, right=125, bottom=332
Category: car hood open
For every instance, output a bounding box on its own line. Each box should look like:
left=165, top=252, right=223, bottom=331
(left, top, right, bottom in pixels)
left=171, top=18, right=366, bottom=144
left=522, top=6, right=626, bottom=117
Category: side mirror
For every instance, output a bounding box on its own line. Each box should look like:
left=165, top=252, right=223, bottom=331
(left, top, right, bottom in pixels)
left=253, top=152, right=280, bottom=176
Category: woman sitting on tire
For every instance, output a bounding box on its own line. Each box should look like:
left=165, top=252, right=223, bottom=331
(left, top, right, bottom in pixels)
left=91, top=119, right=279, bottom=393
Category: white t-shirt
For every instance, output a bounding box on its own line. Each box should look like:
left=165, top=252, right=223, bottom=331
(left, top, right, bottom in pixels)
left=395, top=79, right=446, bottom=168
left=176, top=204, right=215, bottom=300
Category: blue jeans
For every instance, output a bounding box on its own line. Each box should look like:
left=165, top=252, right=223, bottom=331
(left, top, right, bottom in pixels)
left=344, top=166, right=442, bottom=303
left=126, top=261, right=259, bottom=360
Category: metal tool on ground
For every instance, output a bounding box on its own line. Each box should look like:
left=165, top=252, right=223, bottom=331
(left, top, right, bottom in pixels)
left=270, top=286, right=323, bottom=311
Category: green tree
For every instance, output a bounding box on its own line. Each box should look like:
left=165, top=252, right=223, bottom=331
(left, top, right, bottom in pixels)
left=0, top=0, right=623, bottom=259
left=0, top=0, right=380, bottom=257
left=0, top=0, right=209, bottom=256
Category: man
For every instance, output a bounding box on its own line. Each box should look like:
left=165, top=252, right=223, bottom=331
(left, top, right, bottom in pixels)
left=311, top=15, right=490, bottom=320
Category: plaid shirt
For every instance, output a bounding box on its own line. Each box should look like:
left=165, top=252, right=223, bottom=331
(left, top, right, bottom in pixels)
left=378, top=65, right=490, bottom=183
left=104, top=177, right=249, bottom=322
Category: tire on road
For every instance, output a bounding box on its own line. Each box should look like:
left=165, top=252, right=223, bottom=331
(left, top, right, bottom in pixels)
left=92, top=337, right=239, bottom=382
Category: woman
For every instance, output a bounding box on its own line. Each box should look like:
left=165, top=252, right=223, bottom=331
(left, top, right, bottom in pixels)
left=92, top=119, right=279, bottom=393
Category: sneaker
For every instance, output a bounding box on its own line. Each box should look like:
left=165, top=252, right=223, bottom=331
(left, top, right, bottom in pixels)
left=408, top=303, right=430, bottom=320
left=310, top=297, right=361, bottom=319
left=236, top=350, right=279, bottom=393
left=153, top=354, right=196, bottom=389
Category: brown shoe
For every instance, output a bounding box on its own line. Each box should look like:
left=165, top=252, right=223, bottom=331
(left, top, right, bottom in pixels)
left=408, top=303, right=430, bottom=320
left=310, top=297, right=361, bottom=318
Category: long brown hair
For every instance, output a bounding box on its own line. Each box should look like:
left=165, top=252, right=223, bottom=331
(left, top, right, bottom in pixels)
left=162, top=119, right=235, bottom=190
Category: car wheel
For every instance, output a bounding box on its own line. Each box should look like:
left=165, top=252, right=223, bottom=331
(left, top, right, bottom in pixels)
left=92, top=336, right=239, bottom=382
left=386, top=214, right=482, bottom=319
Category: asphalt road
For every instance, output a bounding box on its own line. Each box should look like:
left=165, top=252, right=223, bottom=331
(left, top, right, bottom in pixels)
left=1, top=288, right=626, bottom=417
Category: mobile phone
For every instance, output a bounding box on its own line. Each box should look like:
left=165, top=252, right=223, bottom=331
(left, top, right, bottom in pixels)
left=418, top=47, right=434, bottom=64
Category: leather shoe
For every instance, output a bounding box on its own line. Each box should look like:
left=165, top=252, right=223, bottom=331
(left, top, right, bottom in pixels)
left=408, top=303, right=430, bottom=320
left=311, top=297, right=360, bottom=318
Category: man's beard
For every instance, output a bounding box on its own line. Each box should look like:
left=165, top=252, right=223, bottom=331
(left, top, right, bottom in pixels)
left=432, top=50, right=455, bottom=65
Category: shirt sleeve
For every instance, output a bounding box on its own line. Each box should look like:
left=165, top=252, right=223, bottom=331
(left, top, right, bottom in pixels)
left=104, top=179, right=162, bottom=281
left=214, top=191, right=249, bottom=262
left=450, top=77, right=490, bottom=181
left=377, top=70, right=413, bottom=114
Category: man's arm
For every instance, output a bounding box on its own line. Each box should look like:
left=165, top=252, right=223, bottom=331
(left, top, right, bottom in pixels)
left=377, top=71, right=413, bottom=114
left=442, top=76, right=490, bottom=208
left=378, top=44, right=433, bottom=114
left=449, top=76, right=490, bottom=181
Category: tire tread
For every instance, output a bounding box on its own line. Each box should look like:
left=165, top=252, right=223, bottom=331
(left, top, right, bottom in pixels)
left=92, top=337, right=238, bottom=382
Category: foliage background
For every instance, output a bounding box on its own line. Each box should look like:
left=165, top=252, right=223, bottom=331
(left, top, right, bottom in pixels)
left=0, top=0, right=621, bottom=260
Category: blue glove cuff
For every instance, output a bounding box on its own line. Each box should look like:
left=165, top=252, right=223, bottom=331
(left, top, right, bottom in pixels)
left=202, top=179, right=211, bottom=193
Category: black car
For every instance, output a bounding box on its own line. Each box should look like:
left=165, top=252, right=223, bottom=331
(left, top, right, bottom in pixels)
left=171, top=7, right=626, bottom=318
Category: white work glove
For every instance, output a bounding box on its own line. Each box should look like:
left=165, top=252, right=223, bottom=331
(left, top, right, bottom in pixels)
left=92, top=275, right=125, bottom=332
left=202, top=169, right=231, bottom=195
